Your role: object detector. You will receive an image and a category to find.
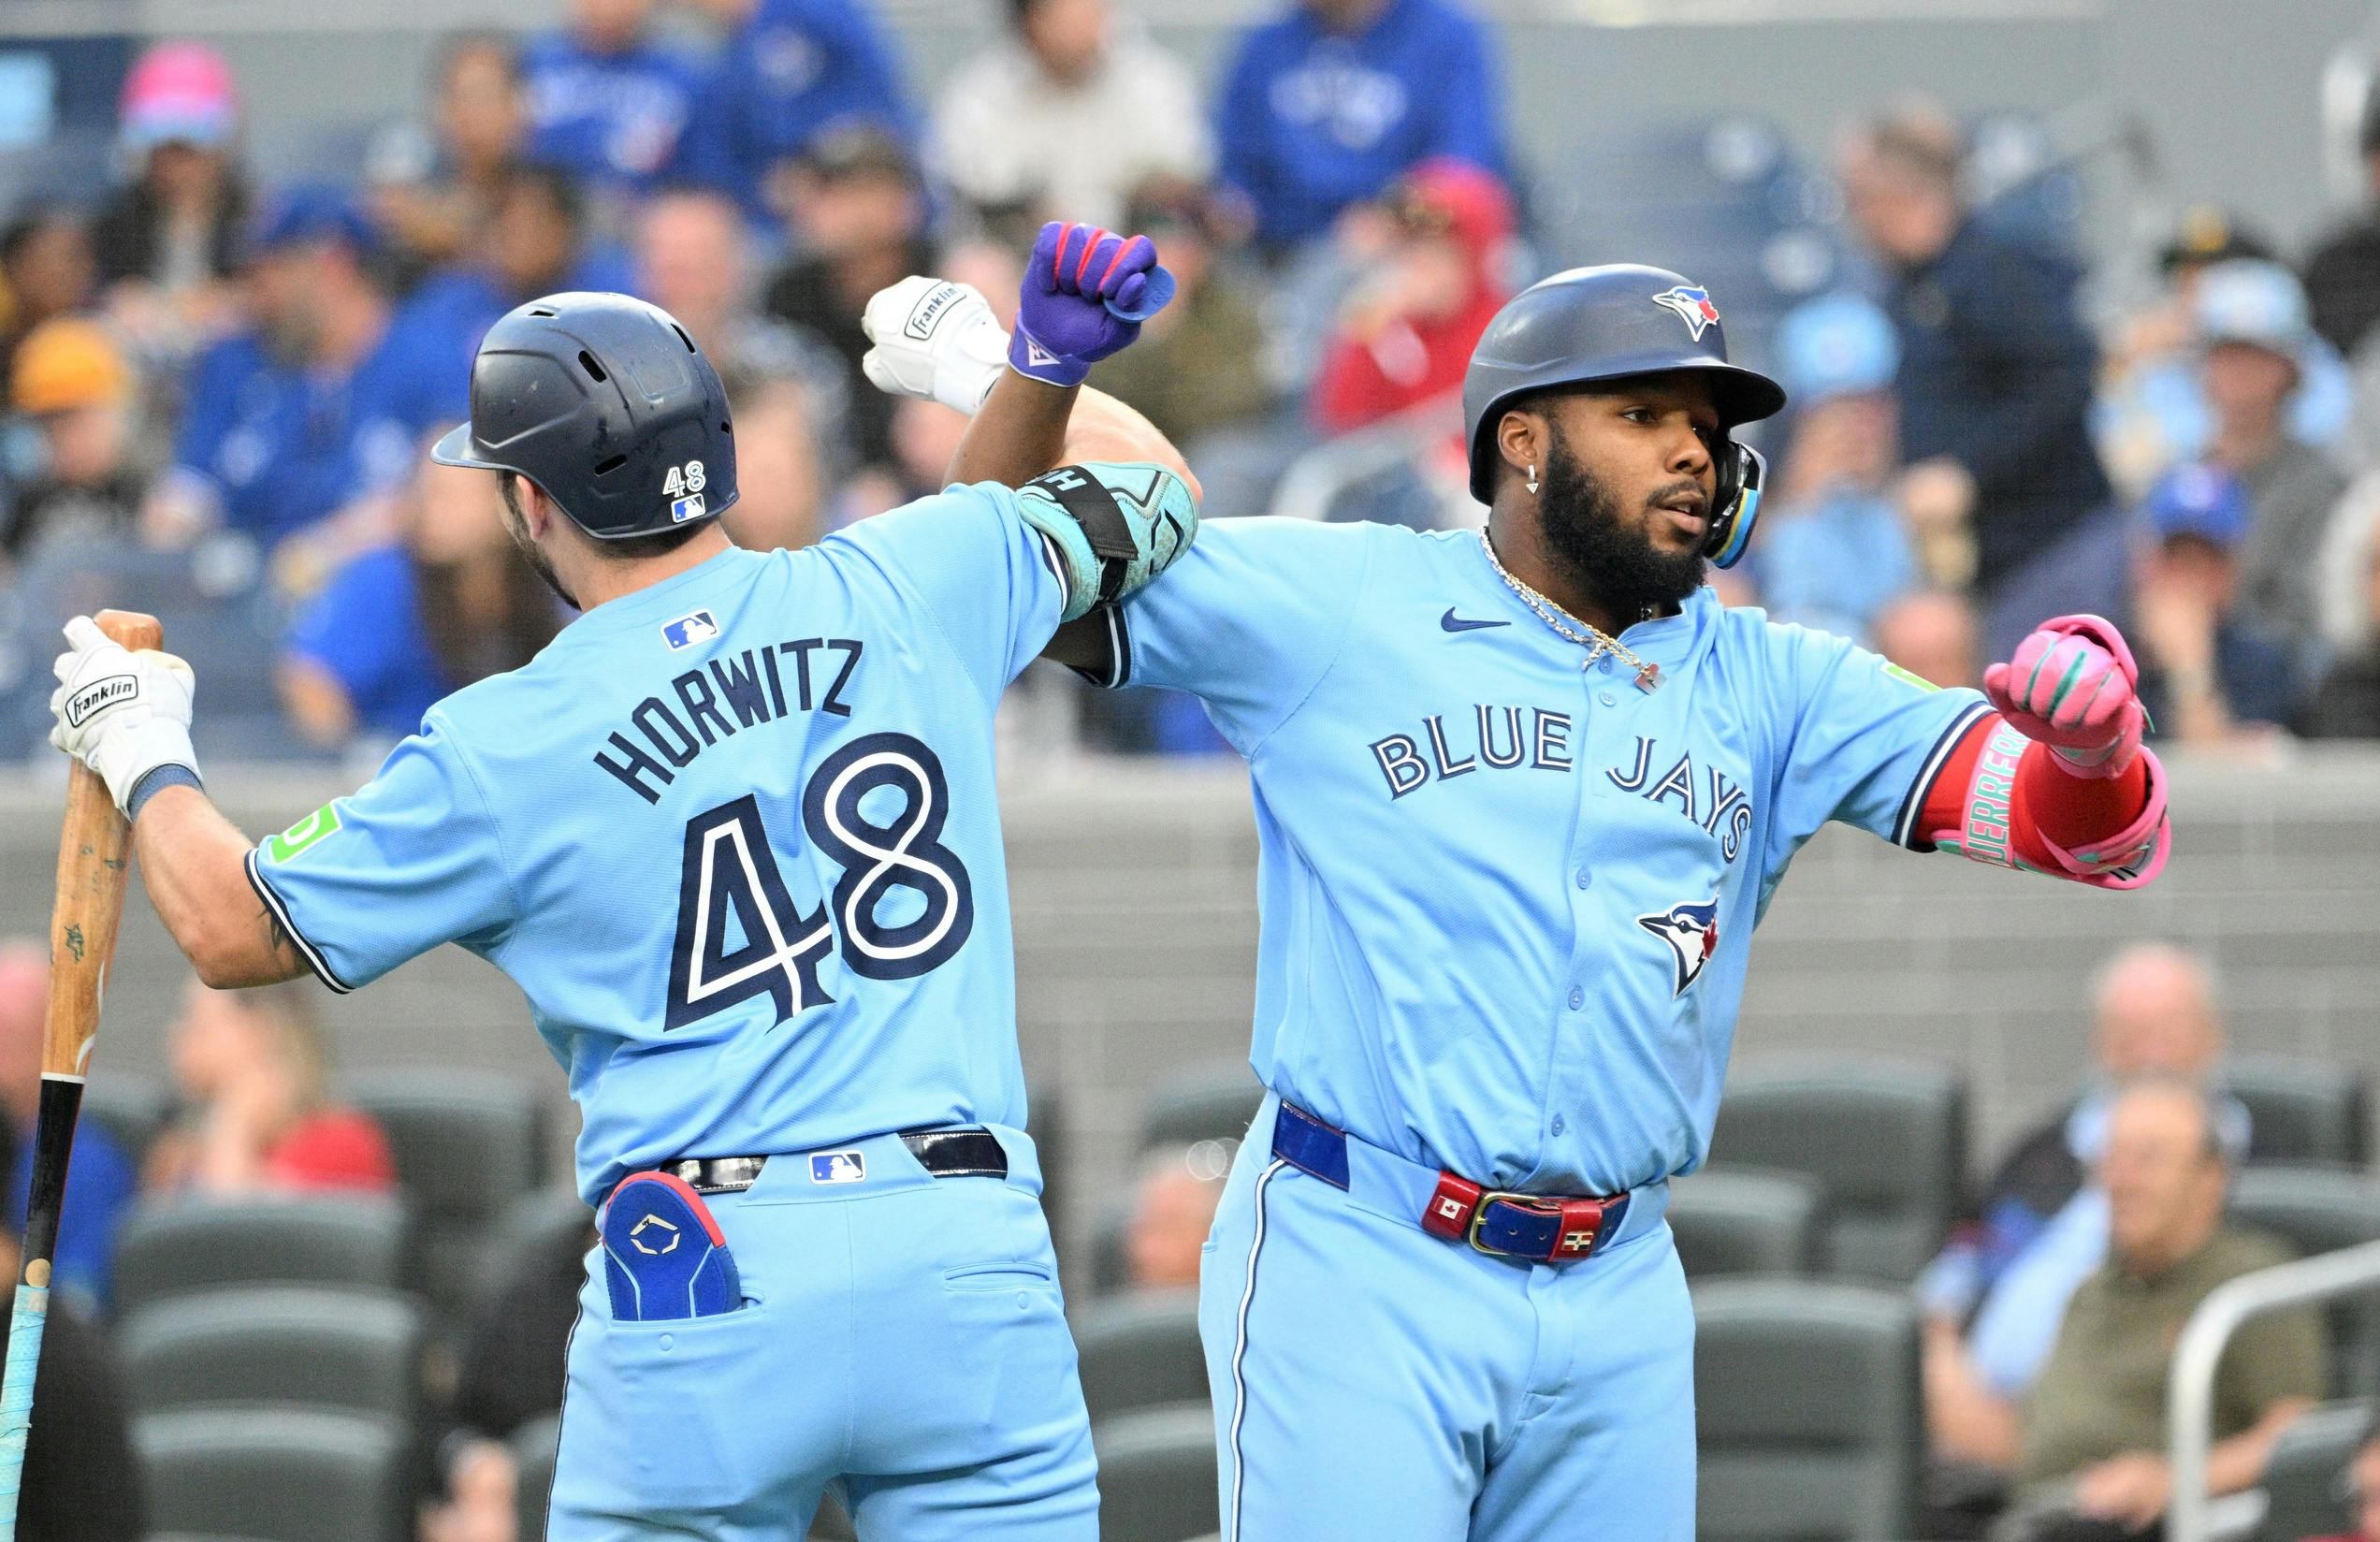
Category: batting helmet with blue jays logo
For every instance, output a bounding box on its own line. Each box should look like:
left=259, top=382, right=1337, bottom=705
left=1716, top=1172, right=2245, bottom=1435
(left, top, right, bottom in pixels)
left=1461, top=265, right=1789, bottom=568
left=431, top=292, right=739, bottom=541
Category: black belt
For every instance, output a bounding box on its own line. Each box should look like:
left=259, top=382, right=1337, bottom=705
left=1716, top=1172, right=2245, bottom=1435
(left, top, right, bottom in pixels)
left=656, top=1127, right=1009, bottom=1195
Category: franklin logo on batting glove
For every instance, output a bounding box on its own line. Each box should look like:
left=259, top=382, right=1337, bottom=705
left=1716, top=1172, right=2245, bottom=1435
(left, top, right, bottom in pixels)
left=63, top=675, right=138, bottom=729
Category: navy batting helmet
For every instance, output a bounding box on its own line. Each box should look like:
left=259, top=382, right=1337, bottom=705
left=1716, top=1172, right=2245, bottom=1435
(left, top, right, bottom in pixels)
left=1462, top=265, right=1787, bottom=567
left=430, top=292, right=738, bottom=541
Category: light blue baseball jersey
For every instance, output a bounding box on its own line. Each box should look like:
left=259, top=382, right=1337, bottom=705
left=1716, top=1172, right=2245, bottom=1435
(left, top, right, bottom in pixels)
left=247, top=483, right=1070, bottom=1203
left=1101, top=517, right=1991, bottom=1197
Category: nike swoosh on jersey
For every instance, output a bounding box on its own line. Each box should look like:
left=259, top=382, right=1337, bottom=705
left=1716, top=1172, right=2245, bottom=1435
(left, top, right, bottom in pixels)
left=1440, top=608, right=1511, bottom=633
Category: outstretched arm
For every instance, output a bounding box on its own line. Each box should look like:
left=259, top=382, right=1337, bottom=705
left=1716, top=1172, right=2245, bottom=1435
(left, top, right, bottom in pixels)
left=951, top=373, right=1199, bottom=502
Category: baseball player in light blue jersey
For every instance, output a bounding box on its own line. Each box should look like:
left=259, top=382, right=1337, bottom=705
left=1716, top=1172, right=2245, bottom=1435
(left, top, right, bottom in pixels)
left=871, top=259, right=2171, bottom=1539
left=46, top=243, right=1197, bottom=1540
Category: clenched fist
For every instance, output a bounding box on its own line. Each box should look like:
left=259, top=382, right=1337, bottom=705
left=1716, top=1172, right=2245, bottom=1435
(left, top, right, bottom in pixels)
left=1984, top=613, right=2146, bottom=778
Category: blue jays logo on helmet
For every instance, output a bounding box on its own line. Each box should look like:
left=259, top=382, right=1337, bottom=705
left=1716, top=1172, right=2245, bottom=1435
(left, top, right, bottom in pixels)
left=1651, top=284, right=1721, bottom=342
left=1637, top=898, right=1720, bottom=996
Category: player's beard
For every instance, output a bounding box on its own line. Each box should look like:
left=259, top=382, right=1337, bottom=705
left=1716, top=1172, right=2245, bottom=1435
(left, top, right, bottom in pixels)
left=498, top=473, right=582, bottom=611
left=1535, top=428, right=1707, bottom=618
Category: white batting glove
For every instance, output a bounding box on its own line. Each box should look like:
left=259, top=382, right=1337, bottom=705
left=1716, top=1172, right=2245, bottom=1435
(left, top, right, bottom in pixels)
left=49, top=617, right=199, bottom=816
left=860, top=277, right=1011, bottom=415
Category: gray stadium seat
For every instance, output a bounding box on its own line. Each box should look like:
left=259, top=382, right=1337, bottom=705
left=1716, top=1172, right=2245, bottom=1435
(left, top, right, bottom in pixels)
left=112, top=1195, right=407, bottom=1318
left=1073, top=1287, right=1209, bottom=1423
left=1714, top=1057, right=1966, bottom=1282
left=2254, top=1399, right=2369, bottom=1542
left=138, top=1406, right=410, bottom=1542
left=511, top=1412, right=560, bottom=1542
left=119, top=1285, right=423, bottom=1423
left=76, top=1069, right=168, bottom=1168
left=2228, top=1164, right=2380, bottom=1396
left=2219, top=1056, right=2372, bottom=1168
left=1692, top=1278, right=1923, bottom=1542
left=1094, top=1404, right=1220, bottom=1542
left=1084, top=1198, right=1135, bottom=1298
left=1667, top=1166, right=1825, bottom=1278
left=1141, top=1061, right=1264, bottom=1152
left=344, top=1069, right=547, bottom=1316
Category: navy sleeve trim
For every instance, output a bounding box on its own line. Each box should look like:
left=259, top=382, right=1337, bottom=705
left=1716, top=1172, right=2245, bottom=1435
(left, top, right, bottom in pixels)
left=244, top=849, right=355, bottom=994
left=1031, top=529, right=1070, bottom=609
left=1893, top=699, right=1995, bottom=851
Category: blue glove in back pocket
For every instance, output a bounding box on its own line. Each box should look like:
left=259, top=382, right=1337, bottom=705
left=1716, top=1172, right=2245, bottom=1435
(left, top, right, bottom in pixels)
left=601, top=1171, right=744, bottom=1322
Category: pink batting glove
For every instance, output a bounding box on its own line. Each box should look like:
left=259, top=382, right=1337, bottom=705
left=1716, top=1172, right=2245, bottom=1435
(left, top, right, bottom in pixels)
left=1982, top=614, right=2145, bottom=778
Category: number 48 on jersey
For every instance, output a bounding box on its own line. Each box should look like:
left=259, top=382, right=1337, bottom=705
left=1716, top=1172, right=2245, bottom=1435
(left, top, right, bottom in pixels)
left=664, top=732, right=975, bottom=1030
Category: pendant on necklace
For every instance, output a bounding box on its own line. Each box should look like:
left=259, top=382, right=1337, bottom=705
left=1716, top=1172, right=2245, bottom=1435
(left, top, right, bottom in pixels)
left=1634, top=662, right=1662, bottom=693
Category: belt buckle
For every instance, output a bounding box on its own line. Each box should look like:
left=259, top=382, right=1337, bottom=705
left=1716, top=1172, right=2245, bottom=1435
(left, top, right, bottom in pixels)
left=1467, top=1190, right=1557, bottom=1258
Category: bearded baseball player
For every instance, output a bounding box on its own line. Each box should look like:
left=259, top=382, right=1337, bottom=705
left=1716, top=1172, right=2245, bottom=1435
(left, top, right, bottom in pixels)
left=867, top=258, right=2170, bottom=1539
left=45, top=245, right=1197, bottom=1541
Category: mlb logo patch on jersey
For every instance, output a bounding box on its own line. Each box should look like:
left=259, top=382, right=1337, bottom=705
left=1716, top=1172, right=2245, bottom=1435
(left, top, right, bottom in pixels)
left=1651, top=284, right=1721, bottom=342
left=810, top=1151, right=866, bottom=1185
left=662, top=610, right=720, bottom=650
left=1637, top=898, right=1720, bottom=996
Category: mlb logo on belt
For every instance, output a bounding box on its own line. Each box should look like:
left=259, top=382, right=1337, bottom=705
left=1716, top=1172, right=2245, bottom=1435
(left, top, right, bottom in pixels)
left=662, top=610, right=719, bottom=650
left=811, top=1151, right=866, bottom=1185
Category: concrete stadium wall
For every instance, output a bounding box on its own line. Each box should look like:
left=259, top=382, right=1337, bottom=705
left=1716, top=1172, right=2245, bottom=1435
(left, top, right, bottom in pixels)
left=5, top=734, right=2373, bottom=1259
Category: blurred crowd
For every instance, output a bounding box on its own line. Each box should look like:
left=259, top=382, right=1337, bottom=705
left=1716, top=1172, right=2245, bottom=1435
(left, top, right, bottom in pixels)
left=3, top=0, right=2377, bottom=761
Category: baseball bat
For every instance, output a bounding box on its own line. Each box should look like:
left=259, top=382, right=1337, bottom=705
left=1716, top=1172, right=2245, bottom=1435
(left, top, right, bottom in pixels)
left=0, top=609, right=159, bottom=1537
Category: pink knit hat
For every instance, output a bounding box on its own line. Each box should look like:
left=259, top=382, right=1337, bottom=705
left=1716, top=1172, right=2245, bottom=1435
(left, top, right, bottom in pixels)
left=120, top=40, right=238, bottom=151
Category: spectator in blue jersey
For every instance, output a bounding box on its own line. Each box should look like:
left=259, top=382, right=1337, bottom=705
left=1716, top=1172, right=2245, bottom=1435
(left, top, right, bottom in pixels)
left=388, top=165, right=638, bottom=430
left=141, top=187, right=452, bottom=579
left=0, top=940, right=134, bottom=1317
left=1212, top=0, right=1509, bottom=255
left=280, top=447, right=561, bottom=750
left=518, top=0, right=713, bottom=214
left=700, top=0, right=914, bottom=217
left=2130, top=461, right=2303, bottom=745
left=1749, top=291, right=1920, bottom=645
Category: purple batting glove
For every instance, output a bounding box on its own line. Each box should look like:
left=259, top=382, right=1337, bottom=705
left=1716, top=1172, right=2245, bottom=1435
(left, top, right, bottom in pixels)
left=1009, top=221, right=1174, bottom=386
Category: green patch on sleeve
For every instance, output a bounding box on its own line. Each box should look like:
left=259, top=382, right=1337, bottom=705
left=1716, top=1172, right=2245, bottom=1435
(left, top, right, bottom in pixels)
left=1881, top=662, right=1941, bottom=692
left=263, top=803, right=343, bottom=865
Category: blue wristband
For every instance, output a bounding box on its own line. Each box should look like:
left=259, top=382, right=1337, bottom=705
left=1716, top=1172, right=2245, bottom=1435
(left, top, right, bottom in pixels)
left=1007, top=327, right=1089, bottom=389
left=126, top=762, right=202, bottom=822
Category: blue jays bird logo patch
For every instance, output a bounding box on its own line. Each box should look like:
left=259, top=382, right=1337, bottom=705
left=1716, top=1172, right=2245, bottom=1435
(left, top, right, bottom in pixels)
left=1638, top=899, right=1720, bottom=996
left=1652, top=285, right=1720, bottom=342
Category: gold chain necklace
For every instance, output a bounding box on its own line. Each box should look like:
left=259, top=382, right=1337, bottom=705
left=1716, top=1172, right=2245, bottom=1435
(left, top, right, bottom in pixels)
left=1475, top=531, right=1663, bottom=692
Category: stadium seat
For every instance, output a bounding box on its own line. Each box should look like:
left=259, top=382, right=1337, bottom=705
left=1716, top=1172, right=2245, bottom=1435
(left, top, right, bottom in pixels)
left=343, top=1069, right=548, bottom=1314
left=1691, top=1278, right=1923, bottom=1542
left=2255, top=1399, right=2369, bottom=1542
left=2228, top=1164, right=2380, bottom=1395
left=1073, top=1287, right=1209, bottom=1423
left=112, top=1194, right=407, bottom=1318
left=1083, top=1198, right=1135, bottom=1298
left=1713, top=1057, right=1967, bottom=1282
left=1094, top=1404, right=1221, bottom=1542
left=511, top=1413, right=560, bottom=1542
left=76, top=1069, right=169, bottom=1168
left=1141, top=1061, right=1264, bottom=1152
left=1667, top=1166, right=1825, bottom=1278
left=119, top=1285, right=423, bottom=1424
left=138, top=1406, right=410, bottom=1542
left=2218, top=1056, right=2372, bottom=1168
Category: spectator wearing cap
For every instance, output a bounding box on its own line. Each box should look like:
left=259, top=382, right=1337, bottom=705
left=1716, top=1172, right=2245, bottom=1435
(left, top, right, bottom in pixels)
left=2188, top=260, right=2350, bottom=651
left=279, top=444, right=563, bottom=751
left=2299, top=475, right=2380, bottom=737
left=364, top=32, right=529, bottom=287
left=89, top=40, right=249, bottom=345
left=763, top=126, right=932, bottom=475
left=1838, top=104, right=2117, bottom=664
left=143, top=187, right=456, bottom=576
left=1313, top=158, right=1513, bottom=436
left=1743, top=291, right=1920, bottom=646
left=700, top=0, right=915, bottom=217
left=2302, top=85, right=2380, bottom=360
left=1213, top=0, right=1510, bottom=255
left=2130, top=462, right=2302, bottom=745
left=1090, top=177, right=1273, bottom=449
left=0, top=212, right=94, bottom=385
left=517, top=0, right=714, bottom=211
left=1, top=317, right=143, bottom=559
left=930, top=0, right=1210, bottom=232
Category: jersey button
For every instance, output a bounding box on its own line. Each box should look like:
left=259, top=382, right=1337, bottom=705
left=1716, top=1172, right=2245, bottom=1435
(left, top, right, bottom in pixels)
left=1574, top=867, right=1591, bottom=889
left=1552, top=1115, right=1566, bottom=1135
left=1567, top=986, right=1584, bottom=1011
left=1598, top=690, right=1617, bottom=706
